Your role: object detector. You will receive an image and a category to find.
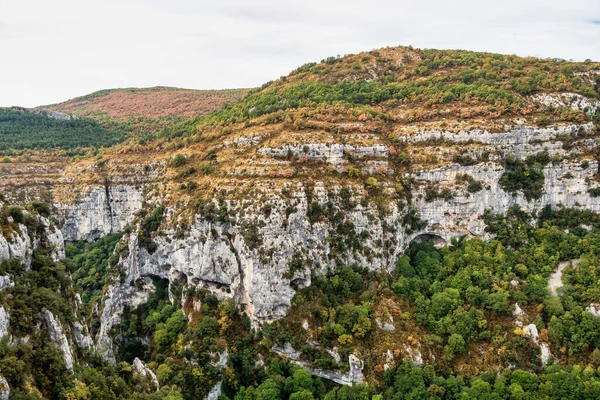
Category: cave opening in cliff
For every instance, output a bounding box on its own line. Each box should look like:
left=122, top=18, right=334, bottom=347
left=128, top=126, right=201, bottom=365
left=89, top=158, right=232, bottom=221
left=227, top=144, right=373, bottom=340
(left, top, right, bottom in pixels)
left=409, top=233, right=447, bottom=248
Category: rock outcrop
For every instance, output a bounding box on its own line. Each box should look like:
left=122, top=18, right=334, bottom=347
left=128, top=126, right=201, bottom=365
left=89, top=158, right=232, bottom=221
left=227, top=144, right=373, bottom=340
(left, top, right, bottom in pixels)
left=0, top=308, right=9, bottom=340
left=133, top=357, right=159, bottom=390
left=41, top=308, right=74, bottom=370
left=523, top=323, right=554, bottom=365
left=58, top=185, right=142, bottom=241
left=0, top=224, right=32, bottom=266
left=204, top=382, right=223, bottom=400
left=0, top=216, right=64, bottom=267
left=272, top=343, right=364, bottom=385
left=0, top=376, right=9, bottom=400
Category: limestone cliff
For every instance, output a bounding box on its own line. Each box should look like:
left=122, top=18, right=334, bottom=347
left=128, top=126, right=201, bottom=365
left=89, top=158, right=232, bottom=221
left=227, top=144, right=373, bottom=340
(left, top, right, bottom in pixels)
left=49, top=120, right=600, bottom=361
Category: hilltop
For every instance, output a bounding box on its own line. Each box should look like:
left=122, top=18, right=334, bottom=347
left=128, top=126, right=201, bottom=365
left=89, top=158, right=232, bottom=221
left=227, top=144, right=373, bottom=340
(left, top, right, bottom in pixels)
left=39, top=86, right=250, bottom=135
left=63, top=46, right=600, bottom=208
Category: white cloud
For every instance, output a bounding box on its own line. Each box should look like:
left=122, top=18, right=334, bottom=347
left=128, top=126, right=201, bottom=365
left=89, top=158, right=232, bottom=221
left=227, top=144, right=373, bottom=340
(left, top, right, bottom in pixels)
left=0, top=0, right=598, bottom=107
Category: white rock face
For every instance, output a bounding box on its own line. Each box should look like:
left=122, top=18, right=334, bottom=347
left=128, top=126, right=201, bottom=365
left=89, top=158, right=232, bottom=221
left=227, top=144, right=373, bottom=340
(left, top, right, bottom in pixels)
left=41, top=308, right=74, bottom=370
left=210, top=349, right=229, bottom=368
left=204, top=382, right=222, bottom=400
left=531, top=93, right=600, bottom=112
left=32, top=109, right=79, bottom=121
left=45, top=220, right=66, bottom=261
left=403, top=123, right=594, bottom=149
left=414, top=158, right=600, bottom=235
left=539, top=343, right=553, bottom=366
left=259, top=143, right=388, bottom=165
left=375, top=317, right=395, bottom=331
left=95, top=154, right=600, bottom=360
left=0, top=224, right=33, bottom=267
left=586, top=303, right=600, bottom=318
left=524, top=323, right=539, bottom=343
left=225, top=135, right=263, bottom=147
left=272, top=343, right=302, bottom=361
left=133, top=357, right=159, bottom=390
left=0, top=308, right=9, bottom=339
left=0, top=216, right=64, bottom=267
left=97, top=276, right=157, bottom=362
left=346, top=354, right=365, bottom=384
left=0, top=276, right=13, bottom=291
left=549, top=260, right=579, bottom=296
left=72, top=322, right=94, bottom=350
left=0, top=375, right=9, bottom=400
left=513, top=303, right=525, bottom=327
left=302, top=320, right=310, bottom=331
left=524, top=323, right=553, bottom=365
left=386, top=349, right=394, bottom=362
left=404, top=345, right=423, bottom=367
left=272, top=343, right=364, bottom=385
left=58, top=185, right=142, bottom=241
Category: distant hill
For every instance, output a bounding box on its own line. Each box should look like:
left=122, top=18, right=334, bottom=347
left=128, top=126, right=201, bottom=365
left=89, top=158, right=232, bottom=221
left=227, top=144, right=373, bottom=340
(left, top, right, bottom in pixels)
left=0, top=107, right=124, bottom=151
left=39, top=86, right=250, bottom=134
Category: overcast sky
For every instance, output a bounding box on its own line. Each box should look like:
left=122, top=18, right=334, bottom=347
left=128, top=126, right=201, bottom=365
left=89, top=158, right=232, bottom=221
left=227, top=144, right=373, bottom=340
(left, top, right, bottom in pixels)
left=1, top=0, right=599, bottom=107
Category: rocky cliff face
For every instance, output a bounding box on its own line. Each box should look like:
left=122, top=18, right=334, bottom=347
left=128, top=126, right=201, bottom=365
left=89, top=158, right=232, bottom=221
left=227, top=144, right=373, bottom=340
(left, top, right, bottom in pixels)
left=58, top=185, right=142, bottom=241
left=41, top=308, right=75, bottom=370
left=46, top=118, right=599, bottom=362
left=0, top=216, right=64, bottom=267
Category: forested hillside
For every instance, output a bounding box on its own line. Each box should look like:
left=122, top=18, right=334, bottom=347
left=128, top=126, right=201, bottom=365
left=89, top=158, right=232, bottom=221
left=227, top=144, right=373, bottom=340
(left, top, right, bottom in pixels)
left=0, top=108, right=124, bottom=150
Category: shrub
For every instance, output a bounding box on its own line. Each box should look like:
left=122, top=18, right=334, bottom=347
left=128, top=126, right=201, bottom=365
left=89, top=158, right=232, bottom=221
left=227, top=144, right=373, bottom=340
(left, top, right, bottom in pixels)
left=338, top=334, right=353, bottom=346
left=365, top=177, right=379, bottom=191
left=456, top=174, right=483, bottom=193
left=8, top=206, right=23, bottom=223
left=397, top=152, right=411, bottom=165
left=28, top=201, right=51, bottom=218
left=581, top=160, right=590, bottom=169
left=348, top=167, right=360, bottom=178
left=452, top=154, right=476, bottom=166
left=448, top=333, right=466, bottom=353
left=171, top=154, right=186, bottom=167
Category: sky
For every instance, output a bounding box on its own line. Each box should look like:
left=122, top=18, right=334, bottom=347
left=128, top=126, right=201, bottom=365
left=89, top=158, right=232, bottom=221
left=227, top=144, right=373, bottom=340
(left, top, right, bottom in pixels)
left=1, top=0, right=599, bottom=107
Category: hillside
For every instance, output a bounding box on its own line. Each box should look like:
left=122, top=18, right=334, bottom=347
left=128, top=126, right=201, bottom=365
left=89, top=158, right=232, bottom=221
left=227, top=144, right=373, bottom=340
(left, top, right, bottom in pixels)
left=0, top=107, right=125, bottom=151
left=1, top=46, right=600, bottom=399
left=0, top=87, right=250, bottom=205
left=60, top=46, right=600, bottom=208
left=40, top=86, right=250, bottom=135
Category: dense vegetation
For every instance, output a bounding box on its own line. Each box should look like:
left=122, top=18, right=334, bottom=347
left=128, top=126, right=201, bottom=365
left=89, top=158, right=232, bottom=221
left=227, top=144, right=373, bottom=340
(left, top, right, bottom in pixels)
left=0, top=203, right=186, bottom=399
left=66, top=232, right=124, bottom=327
left=0, top=108, right=125, bottom=150
left=238, top=204, right=600, bottom=399
left=6, top=196, right=600, bottom=399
